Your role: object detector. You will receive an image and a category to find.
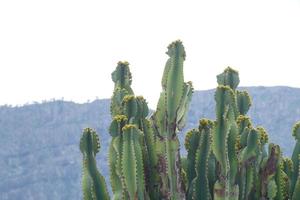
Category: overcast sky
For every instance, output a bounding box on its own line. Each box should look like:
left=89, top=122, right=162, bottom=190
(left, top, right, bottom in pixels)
left=1, top=0, right=299, bottom=108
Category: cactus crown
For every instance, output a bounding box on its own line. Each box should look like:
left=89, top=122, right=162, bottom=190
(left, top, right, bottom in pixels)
left=122, top=124, right=137, bottom=132
left=80, top=128, right=100, bottom=155
left=112, top=61, right=132, bottom=86
left=122, top=95, right=135, bottom=103
left=199, top=118, right=213, bottom=129
left=237, top=115, right=252, bottom=127
left=292, top=122, right=300, bottom=140
left=113, top=115, right=128, bottom=122
left=166, top=40, right=186, bottom=60
left=184, top=129, right=198, bottom=151
left=257, top=126, right=269, bottom=144
left=217, top=66, right=240, bottom=90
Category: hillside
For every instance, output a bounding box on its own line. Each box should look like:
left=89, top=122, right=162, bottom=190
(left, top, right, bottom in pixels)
left=0, top=86, right=299, bottom=199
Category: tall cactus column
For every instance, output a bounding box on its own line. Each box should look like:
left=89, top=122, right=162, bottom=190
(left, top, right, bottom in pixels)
left=185, top=119, right=213, bottom=200
left=109, top=62, right=149, bottom=199
left=291, top=122, right=300, bottom=199
left=213, top=85, right=237, bottom=200
left=212, top=67, right=241, bottom=200
left=151, top=40, right=193, bottom=199
left=80, top=128, right=110, bottom=200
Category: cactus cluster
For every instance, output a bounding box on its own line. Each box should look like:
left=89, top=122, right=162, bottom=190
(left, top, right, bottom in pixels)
left=80, top=40, right=300, bottom=200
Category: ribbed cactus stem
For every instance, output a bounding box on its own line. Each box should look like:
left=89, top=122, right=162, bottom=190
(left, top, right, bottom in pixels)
left=236, top=91, right=251, bottom=115
left=151, top=40, right=193, bottom=199
left=109, top=61, right=150, bottom=199
left=291, top=122, right=300, bottom=198
left=187, top=119, right=213, bottom=200
left=80, top=128, right=110, bottom=200
left=217, top=67, right=240, bottom=91
left=121, top=125, right=146, bottom=199
left=292, top=154, right=300, bottom=200
left=260, top=144, right=281, bottom=198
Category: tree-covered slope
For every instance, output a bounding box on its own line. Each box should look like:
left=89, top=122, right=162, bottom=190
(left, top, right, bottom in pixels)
left=0, top=86, right=299, bottom=199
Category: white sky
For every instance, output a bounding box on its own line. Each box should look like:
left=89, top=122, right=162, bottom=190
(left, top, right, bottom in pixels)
left=1, top=0, right=300, bottom=108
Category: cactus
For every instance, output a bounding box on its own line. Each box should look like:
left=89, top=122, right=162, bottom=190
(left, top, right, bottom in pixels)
left=212, top=68, right=242, bottom=200
left=150, top=40, right=193, bottom=200
left=185, top=119, right=213, bottom=200
left=291, top=122, right=300, bottom=199
left=80, top=41, right=300, bottom=200
left=108, top=61, right=150, bottom=200
left=80, top=128, right=110, bottom=200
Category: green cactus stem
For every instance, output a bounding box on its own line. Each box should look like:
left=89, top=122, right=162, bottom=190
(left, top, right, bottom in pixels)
left=109, top=61, right=151, bottom=200
left=121, top=125, right=146, bottom=199
left=260, top=144, right=281, bottom=199
left=236, top=91, right=251, bottom=115
left=80, top=128, right=110, bottom=200
left=291, top=122, right=300, bottom=195
left=151, top=40, right=193, bottom=199
left=185, top=119, right=213, bottom=200
left=292, top=155, right=300, bottom=200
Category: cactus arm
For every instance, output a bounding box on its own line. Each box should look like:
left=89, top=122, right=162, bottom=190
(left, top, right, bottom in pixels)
left=82, top=166, right=94, bottom=200
left=275, top=162, right=289, bottom=200
left=244, top=166, right=254, bottom=199
left=228, top=122, right=239, bottom=186
left=291, top=122, right=300, bottom=195
left=268, top=179, right=278, bottom=200
left=192, top=119, right=213, bottom=200
left=122, top=95, right=138, bottom=121
left=150, top=40, right=192, bottom=199
left=109, top=115, right=128, bottom=137
left=177, top=82, right=194, bottom=130
left=121, top=125, right=144, bottom=199
left=111, top=87, right=130, bottom=117
left=208, top=154, right=217, bottom=196
left=165, top=137, right=182, bottom=199
left=142, top=119, right=159, bottom=199
left=141, top=119, right=158, bottom=194
left=239, top=129, right=259, bottom=163
left=109, top=137, right=124, bottom=200
left=292, top=155, right=300, bottom=200
left=164, top=40, right=185, bottom=125
left=217, top=67, right=240, bottom=91
left=80, top=128, right=110, bottom=200
left=185, top=120, right=213, bottom=200
left=213, top=85, right=238, bottom=199
left=151, top=92, right=167, bottom=137
left=110, top=61, right=134, bottom=117
left=283, top=158, right=293, bottom=182
left=111, top=61, right=133, bottom=93
left=185, top=129, right=201, bottom=189
left=237, top=115, right=252, bottom=136
left=135, top=96, right=149, bottom=119
left=213, top=86, right=236, bottom=175
left=260, top=144, right=280, bottom=198
left=134, top=134, right=147, bottom=199
left=236, top=91, right=251, bottom=115
left=282, top=158, right=293, bottom=198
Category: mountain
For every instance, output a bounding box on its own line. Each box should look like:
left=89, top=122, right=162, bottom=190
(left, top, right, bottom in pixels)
left=0, top=86, right=299, bottom=199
